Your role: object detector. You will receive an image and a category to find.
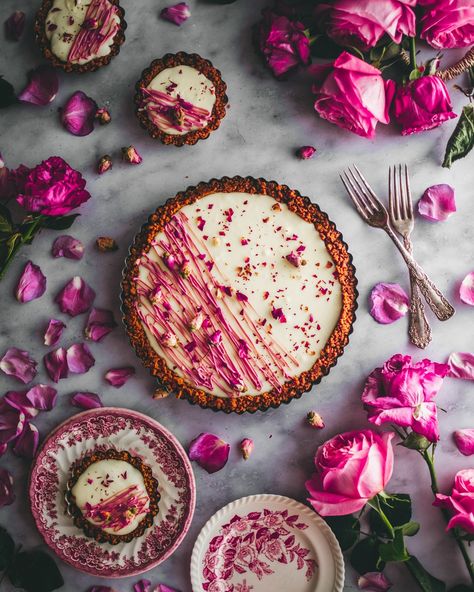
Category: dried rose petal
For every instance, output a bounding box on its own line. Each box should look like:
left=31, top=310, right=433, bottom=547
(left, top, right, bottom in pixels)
left=237, top=339, right=250, bottom=359
left=96, top=236, right=118, bottom=252
left=13, top=422, right=39, bottom=459
left=160, top=3, right=191, bottom=26
left=26, top=384, right=57, bottom=411
left=0, top=401, right=26, bottom=444
left=122, top=145, right=142, bottom=165
left=296, top=146, right=316, bottom=160
left=209, top=330, right=222, bottom=345
left=453, top=429, right=474, bottom=456
left=55, top=276, right=96, bottom=317
left=5, top=11, right=26, bottom=41
left=188, top=432, right=230, bottom=474
left=460, top=271, right=474, bottom=306
left=286, top=251, right=305, bottom=267
left=15, top=261, right=47, bottom=303
left=307, top=410, right=325, bottom=429
left=271, top=306, right=287, bottom=323
left=447, top=352, right=474, bottom=380
left=0, top=467, right=15, bottom=508
left=153, top=586, right=181, bottom=592
left=240, top=438, right=253, bottom=460
left=66, top=343, right=95, bottom=374
left=18, top=65, right=59, bottom=106
left=4, top=390, right=39, bottom=420
left=98, top=155, right=112, bottom=175
left=43, top=347, right=68, bottom=382
left=133, top=581, right=151, bottom=592
left=95, top=108, right=111, bottom=125
left=43, top=319, right=66, bottom=346
left=0, top=347, right=37, bottom=383
left=418, top=184, right=456, bottom=222
left=61, top=91, right=98, bottom=136
left=369, top=282, right=409, bottom=324
left=358, top=572, right=392, bottom=591
left=52, top=235, right=84, bottom=260
left=85, top=308, right=117, bottom=342
left=71, top=391, right=103, bottom=410
left=105, top=367, right=135, bottom=388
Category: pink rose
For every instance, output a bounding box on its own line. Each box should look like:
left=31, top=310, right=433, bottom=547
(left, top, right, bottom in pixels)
left=311, top=52, right=395, bottom=139
left=420, top=0, right=474, bottom=49
left=316, top=0, right=416, bottom=51
left=16, top=156, right=91, bottom=217
left=306, top=429, right=394, bottom=516
left=258, top=9, right=310, bottom=77
left=236, top=542, right=257, bottom=566
left=392, top=75, right=457, bottom=135
left=362, top=354, right=449, bottom=442
left=434, top=469, right=474, bottom=534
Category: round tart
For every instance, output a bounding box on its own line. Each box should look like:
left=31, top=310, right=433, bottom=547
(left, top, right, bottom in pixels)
left=134, top=52, right=228, bottom=146
left=121, top=176, right=357, bottom=413
left=34, top=0, right=126, bottom=73
left=65, top=448, right=160, bottom=545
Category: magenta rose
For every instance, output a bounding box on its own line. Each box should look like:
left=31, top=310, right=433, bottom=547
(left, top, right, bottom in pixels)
left=362, top=354, right=449, bottom=442
left=316, top=0, right=416, bottom=51
left=16, top=156, right=91, bottom=217
left=311, top=52, right=395, bottom=139
left=392, top=75, right=457, bottom=135
left=419, top=0, right=474, bottom=49
left=305, top=429, right=394, bottom=516
left=434, top=469, right=474, bottom=534
left=258, top=9, right=310, bottom=77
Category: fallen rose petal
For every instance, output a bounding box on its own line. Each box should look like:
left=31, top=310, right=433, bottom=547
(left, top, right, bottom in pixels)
left=460, top=271, right=474, bottom=306
left=60, top=91, right=98, bottom=136
left=12, top=422, right=39, bottom=459
left=43, top=347, right=68, bottom=382
left=133, top=580, right=151, bottom=592
left=18, top=65, right=59, bottom=106
left=85, top=308, right=117, bottom=342
left=66, top=343, right=95, bottom=374
left=43, top=319, right=66, bottom=346
left=55, top=276, right=96, bottom=317
left=0, top=347, right=37, bottom=383
left=358, top=571, right=392, bottom=591
left=296, top=145, right=316, bottom=160
left=0, top=467, right=15, bottom=507
left=240, top=438, right=254, bottom=460
left=5, top=11, right=26, bottom=41
left=15, top=261, right=47, bottom=303
left=153, top=585, right=181, bottom=592
left=26, top=384, right=57, bottom=411
left=52, top=235, right=84, bottom=260
left=71, top=391, right=103, bottom=409
left=453, top=429, right=474, bottom=456
left=448, top=352, right=474, bottom=380
left=418, top=184, right=456, bottom=221
left=160, top=3, right=190, bottom=26
left=105, top=367, right=135, bottom=388
left=4, top=390, right=39, bottom=420
left=188, top=432, right=230, bottom=474
left=369, top=282, right=409, bottom=324
left=0, top=401, right=26, bottom=444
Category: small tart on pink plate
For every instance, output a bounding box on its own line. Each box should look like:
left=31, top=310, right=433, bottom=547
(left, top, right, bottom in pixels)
left=134, top=52, right=228, bottom=146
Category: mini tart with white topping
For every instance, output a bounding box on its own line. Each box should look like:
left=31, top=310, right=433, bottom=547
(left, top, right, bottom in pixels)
left=134, top=53, right=228, bottom=146
left=65, top=449, right=160, bottom=545
left=34, top=0, right=126, bottom=73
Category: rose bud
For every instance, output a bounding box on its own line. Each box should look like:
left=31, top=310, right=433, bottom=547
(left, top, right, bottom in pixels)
left=296, top=146, right=316, bottom=160
left=153, top=386, right=170, bottom=399
left=161, top=332, right=178, bottom=348
left=162, top=252, right=176, bottom=270
left=189, top=312, right=204, bottom=332
left=95, top=108, right=111, bottom=125
left=307, top=410, right=325, bottom=429
left=121, top=145, right=143, bottom=165
left=98, top=155, right=112, bottom=175
left=83, top=17, right=99, bottom=30
left=96, top=236, right=118, bottom=252
left=240, top=438, right=254, bottom=460
left=179, top=261, right=191, bottom=279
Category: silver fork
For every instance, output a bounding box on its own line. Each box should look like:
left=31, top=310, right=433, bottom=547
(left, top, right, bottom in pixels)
left=340, top=165, right=455, bottom=322
left=389, top=165, right=432, bottom=349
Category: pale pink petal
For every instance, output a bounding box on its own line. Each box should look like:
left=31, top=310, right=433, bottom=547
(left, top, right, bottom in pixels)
left=104, top=367, right=135, bottom=388
left=448, top=352, right=474, bottom=380
left=66, top=343, right=95, bottom=374
left=15, top=261, right=47, bottom=303
left=43, top=319, right=66, bottom=347
left=0, top=401, right=26, bottom=444
left=454, top=429, right=474, bottom=456
left=188, top=432, right=230, bottom=474
left=52, top=235, right=84, bottom=260
left=4, top=390, right=39, bottom=420
left=460, top=272, right=474, bottom=305
left=18, top=65, right=59, bottom=105
left=55, top=276, right=96, bottom=317
left=133, top=580, right=151, bottom=592
left=26, top=384, right=57, bottom=411
left=12, top=422, right=39, bottom=459
left=43, top=347, right=68, bottom=382
left=0, top=467, right=15, bottom=507
left=0, top=347, right=38, bottom=383
left=85, top=308, right=117, bottom=342
left=418, top=184, right=456, bottom=221
left=358, top=571, right=392, bottom=591
left=71, top=391, right=103, bottom=409
left=369, top=283, right=409, bottom=324
left=5, top=11, right=26, bottom=41
left=160, top=3, right=190, bottom=26
left=60, top=91, right=98, bottom=136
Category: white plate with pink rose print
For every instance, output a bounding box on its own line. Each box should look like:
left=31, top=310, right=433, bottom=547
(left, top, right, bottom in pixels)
left=29, top=407, right=196, bottom=578
left=190, top=494, right=344, bottom=592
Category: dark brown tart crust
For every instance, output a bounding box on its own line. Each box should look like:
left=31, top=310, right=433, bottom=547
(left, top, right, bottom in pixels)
left=34, top=0, right=127, bottom=73
left=134, top=52, right=228, bottom=147
left=65, top=449, right=160, bottom=545
left=121, top=176, right=358, bottom=414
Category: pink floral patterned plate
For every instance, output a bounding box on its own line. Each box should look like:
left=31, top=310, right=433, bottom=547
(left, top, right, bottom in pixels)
left=191, top=494, right=344, bottom=592
left=29, top=407, right=196, bottom=578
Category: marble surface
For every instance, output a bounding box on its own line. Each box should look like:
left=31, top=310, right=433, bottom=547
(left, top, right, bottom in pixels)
left=1, top=1, right=473, bottom=590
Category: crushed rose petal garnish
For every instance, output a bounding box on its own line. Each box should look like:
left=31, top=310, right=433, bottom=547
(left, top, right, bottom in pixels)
left=188, top=432, right=230, bottom=474
left=369, top=282, right=409, bottom=324
left=12, top=422, right=39, bottom=459
left=43, top=319, right=66, bottom=347
left=15, top=261, right=47, bottom=303
left=52, top=235, right=84, bottom=260
left=71, top=391, right=103, bottom=409
left=18, top=65, right=59, bottom=106
left=85, top=307, right=117, bottom=342
left=55, top=276, right=96, bottom=317
left=0, top=467, right=15, bottom=508
left=66, top=343, right=95, bottom=374
left=460, top=271, right=474, bottom=306
left=43, top=347, right=68, bottom=383
left=447, top=352, right=474, bottom=380
left=105, top=367, right=136, bottom=388
left=0, top=347, right=38, bottom=384
left=159, top=3, right=191, bottom=26
left=61, top=91, right=98, bottom=136
left=418, top=184, right=456, bottom=222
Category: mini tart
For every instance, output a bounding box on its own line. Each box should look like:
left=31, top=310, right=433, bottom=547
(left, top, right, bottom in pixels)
left=121, top=176, right=357, bottom=414
left=65, top=449, right=160, bottom=545
left=34, top=0, right=126, bottom=73
left=134, top=52, right=228, bottom=147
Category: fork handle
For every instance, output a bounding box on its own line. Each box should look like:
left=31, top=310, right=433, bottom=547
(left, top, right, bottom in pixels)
left=404, top=238, right=432, bottom=348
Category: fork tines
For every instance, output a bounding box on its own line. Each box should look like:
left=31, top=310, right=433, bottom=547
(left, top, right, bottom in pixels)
left=388, top=164, right=413, bottom=222
left=340, top=165, right=387, bottom=225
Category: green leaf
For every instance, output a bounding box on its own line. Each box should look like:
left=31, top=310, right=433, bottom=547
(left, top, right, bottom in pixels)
left=0, top=204, right=13, bottom=235
left=369, top=493, right=412, bottom=537
left=325, top=515, right=360, bottom=551
left=310, top=35, right=344, bottom=59
left=409, top=68, right=423, bottom=80
left=443, top=104, right=474, bottom=168
left=8, top=550, right=64, bottom=592
left=350, top=537, right=385, bottom=574
left=399, top=521, right=420, bottom=536
left=379, top=529, right=410, bottom=563
left=401, top=432, right=431, bottom=451
left=406, top=556, right=446, bottom=592
left=41, top=214, right=80, bottom=231
left=0, top=526, right=15, bottom=571
left=0, top=76, right=16, bottom=109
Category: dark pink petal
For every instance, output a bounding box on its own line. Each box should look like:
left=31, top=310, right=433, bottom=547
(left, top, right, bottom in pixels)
left=369, top=283, right=409, bottom=324
left=26, top=384, right=57, bottom=411
left=448, top=352, right=474, bottom=380
left=55, top=276, right=96, bottom=317
left=43, top=347, right=68, bottom=382
left=0, top=347, right=37, bottom=383
left=0, top=467, right=15, bottom=508
left=0, top=443, right=7, bottom=457
left=453, top=429, right=474, bottom=456
left=43, top=319, right=66, bottom=347
left=71, top=391, right=103, bottom=410
left=15, top=261, right=47, bottom=303
left=271, top=306, right=287, bottom=323
left=418, top=184, right=456, bottom=221
left=0, top=401, right=26, bottom=444
left=105, top=367, right=135, bottom=388
left=18, top=65, right=59, bottom=106
left=66, top=343, right=95, bottom=374
left=60, top=91, right=98, bottom=136
left=134, top=580, right=151, bottom=592
left=52, top=235, right=84, bottom=260
left=5, top=11, right=26, bottom=41
left=188, top=432, right=230, bottom=474
left=296, top=146, right=316, bottom=160
left=358, top=571, right=392, bottom=591
left=4, top=390, right=39, bottom=420
left=160, top=3, right=190, bottom=26
left=460, top=272, right=474, bottom=306
left=153, top=586, right=181, bottom=592
left=12, top=422, right=39, bottom=459
left=85, top=308, right=117, bottom=342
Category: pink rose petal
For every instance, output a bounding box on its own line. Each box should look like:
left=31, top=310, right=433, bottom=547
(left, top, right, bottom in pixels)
left=460, top=271, right=474, bottom=305
left=418, top=184, right=456, bottom=221
left=448, top=352, right=474, bottom=380
left=0, top=401, right=26, bottom=444
left=105, top=367, right=135, bottom=388
left=0, top=467, right=15, bottom=508
left=5, top=11, right=26, bottom=41
left=43, top=347, right=68, bottom=382
left=0, top=347, right=38, bottom=383
left=358, top=571, right=392, bottom=591
left=4, top=390, right=39, bottom=420
left=61, top=91, right=98, bottom=136
left=160, top=3, right=190, bottom=26
left=18, top=65, right=59, bottom=106
left=66, top=343, right=95, bottom=374
left=369, top=282, right=409, bottom=324
left=12, top=422, right=39, bottom=459
left=71, top=391, right=103, bottom=410
left=133, top=581, right=151, bottom=592
left=153, top=586, right=181, bottom=592
left=15, top=261, right=47, bottom=303
left=453, top=429, right=474, bottom=456
left=188, top=432, right=230, bottom=474
left=43, top=319, right=66, bottom=347
left=26, top=384, right=57, bottom=411
left=52, top=235, right=84, bottom=260
left=55, top=276, right=96, bottom=317
left=85, top=308, right=117, bottom=342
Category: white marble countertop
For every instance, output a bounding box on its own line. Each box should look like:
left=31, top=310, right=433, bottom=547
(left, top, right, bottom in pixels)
left=0, top=1, right=473, bottom=590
